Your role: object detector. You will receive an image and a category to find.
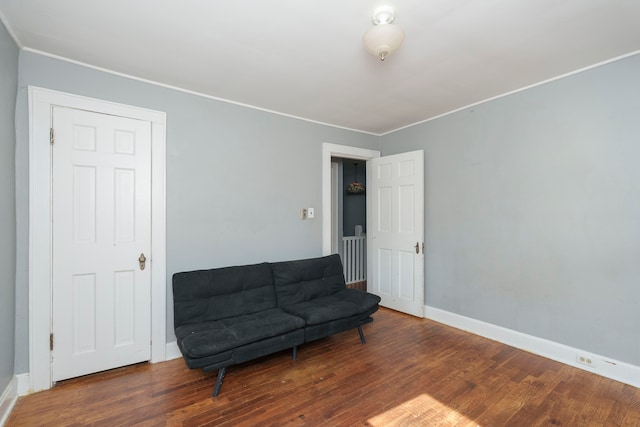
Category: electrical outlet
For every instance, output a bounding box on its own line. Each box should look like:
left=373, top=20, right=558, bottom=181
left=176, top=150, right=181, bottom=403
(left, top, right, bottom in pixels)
left=576, top=353, right=596, bottom=368
left=307, top=208, right=314, bottom=219
left=300, top=208, right=307, bottom=219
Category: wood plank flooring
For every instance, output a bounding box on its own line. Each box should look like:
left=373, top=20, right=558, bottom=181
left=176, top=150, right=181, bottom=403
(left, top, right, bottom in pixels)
left=7, top=308, right=640, bottom=426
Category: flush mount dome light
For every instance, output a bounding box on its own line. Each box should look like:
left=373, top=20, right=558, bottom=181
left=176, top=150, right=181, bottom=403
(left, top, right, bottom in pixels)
left=363, top=5, right=405, bottom=61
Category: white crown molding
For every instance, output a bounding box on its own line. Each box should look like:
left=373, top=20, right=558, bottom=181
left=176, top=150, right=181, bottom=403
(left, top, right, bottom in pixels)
left=0, top=9, right=23, bottom=49
left=382, top=49, right=640, bottom=136
left=424, top=305, right=640, bottom=389
left=21, top=47, right=379, bottom=137
left=17, top=46, right=640, bottom=137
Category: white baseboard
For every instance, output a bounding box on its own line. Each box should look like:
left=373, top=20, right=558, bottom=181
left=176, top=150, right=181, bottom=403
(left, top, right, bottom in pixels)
left=0, top=376, right=18, bottom=427
left=424, top=305, right=640, bottom=389
left=165, top=341, right=181, bottom=361
left=15, top=373, right=30, bottom=397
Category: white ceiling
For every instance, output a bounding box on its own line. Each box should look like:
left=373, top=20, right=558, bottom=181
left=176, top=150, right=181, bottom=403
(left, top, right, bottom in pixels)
left=1, top=0, right=639, bottom=135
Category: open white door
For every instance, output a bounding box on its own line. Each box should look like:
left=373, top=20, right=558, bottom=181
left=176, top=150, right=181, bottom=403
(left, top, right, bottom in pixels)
left=367, top=150, right=424, bottom=317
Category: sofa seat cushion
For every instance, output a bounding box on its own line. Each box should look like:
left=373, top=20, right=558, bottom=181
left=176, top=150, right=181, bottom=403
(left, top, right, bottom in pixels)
left=280, top=288, right=381, bottom=325
left=175, top=308, right=305, bottom=359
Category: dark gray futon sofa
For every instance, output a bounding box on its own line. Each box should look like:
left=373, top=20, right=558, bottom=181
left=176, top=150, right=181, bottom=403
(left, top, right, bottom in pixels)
left=172, top=254, right=381, bottom=397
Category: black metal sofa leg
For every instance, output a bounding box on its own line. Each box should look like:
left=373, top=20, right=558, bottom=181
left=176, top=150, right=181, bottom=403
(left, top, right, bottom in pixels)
left=357, top=325, right=366, bottom=344
left=213, top=367, right=226, bottom=398
left=292, top=345, right=298, bottom=360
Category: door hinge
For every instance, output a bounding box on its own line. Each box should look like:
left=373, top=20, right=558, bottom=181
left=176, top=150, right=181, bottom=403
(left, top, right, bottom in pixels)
left=50, top=333, right=54, bottom=351
left=50, top=128, right=54, bottom=145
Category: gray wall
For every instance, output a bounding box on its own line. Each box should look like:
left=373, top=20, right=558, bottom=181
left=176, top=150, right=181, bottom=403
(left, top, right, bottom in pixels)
left=381, top=54, right=640, bottom=366
left=12, top=44, right=640, bottom=377
left=14, top=51, right=380, bottom=373
left=0, top=20, right=18, bottom=392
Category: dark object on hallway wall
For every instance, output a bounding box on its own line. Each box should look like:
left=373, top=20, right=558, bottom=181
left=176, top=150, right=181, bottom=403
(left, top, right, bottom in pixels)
left=346, top=162, right=365, bottom=194
left=344, top=162, right=367, bottom=236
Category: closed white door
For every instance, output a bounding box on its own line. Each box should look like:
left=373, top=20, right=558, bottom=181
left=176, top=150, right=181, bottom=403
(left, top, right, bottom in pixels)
left=52, top=106, right=152, bottom=381
left=367, top=150, right=424, bottom=317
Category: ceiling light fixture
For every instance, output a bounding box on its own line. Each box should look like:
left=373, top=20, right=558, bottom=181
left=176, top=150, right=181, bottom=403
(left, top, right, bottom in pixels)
left=363, top=5, right=405, bottom=61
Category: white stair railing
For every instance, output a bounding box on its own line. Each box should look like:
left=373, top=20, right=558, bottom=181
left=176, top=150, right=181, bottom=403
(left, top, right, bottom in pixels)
left=342, top=235, right=366, bottom=284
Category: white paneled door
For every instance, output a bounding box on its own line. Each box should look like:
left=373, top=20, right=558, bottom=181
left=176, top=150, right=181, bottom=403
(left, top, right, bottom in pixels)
left=52, top=106, right=152, bottom=381
left=367, top=150, right=424, bottom=317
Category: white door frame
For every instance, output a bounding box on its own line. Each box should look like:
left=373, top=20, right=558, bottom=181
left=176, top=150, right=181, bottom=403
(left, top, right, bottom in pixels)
left=322, top=143, right=380, bottom=255
left=28, top=86, right=167, bottom=392
left=330, top=161, right=340, bottom=254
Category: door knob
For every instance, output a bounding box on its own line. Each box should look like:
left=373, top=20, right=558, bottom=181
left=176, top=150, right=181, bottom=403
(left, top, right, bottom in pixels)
left=415, top=242, right=419, bottom=254
left=139, top=253, right=147, bottom=270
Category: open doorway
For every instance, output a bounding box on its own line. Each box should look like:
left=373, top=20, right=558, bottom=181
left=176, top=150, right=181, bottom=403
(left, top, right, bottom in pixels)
left=322, top=143, right=380, bottom=291
left=324, top=144, right=426, bottom=317
left=332, top=159, right=367, bottom=290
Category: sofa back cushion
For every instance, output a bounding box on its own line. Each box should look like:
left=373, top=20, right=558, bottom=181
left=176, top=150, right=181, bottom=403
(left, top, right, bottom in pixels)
left=173, top=262, right=276, bottom=328
left=271, top=254, right=346, bottom=307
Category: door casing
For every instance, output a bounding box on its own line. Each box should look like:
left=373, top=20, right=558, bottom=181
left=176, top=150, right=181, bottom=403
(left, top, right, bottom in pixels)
left=28, top=86, right=167, bottom=392
left=322, top=143, right=380, bottom=255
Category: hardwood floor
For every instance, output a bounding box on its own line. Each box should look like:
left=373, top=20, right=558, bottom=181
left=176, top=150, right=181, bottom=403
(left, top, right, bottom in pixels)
left=346, top=281, right=367, bottom=292
left=7, top=308, right=640, bottom=426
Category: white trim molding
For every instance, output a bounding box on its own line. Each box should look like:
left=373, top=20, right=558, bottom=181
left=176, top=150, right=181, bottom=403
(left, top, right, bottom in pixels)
left=23, top=48, right=378, bottom=137
left=0, top=377, right=18, bottom=426
left=27, top=86, right=167, bottom=393
left=22, top=48, right=640, bottom=137
left=15, top=374, right=29, bottom=397
left=165, top=341, right=182, bottom=361
left=424, top=305, right=640, bottom=389
left=322, top=143, right=380, bottom=255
